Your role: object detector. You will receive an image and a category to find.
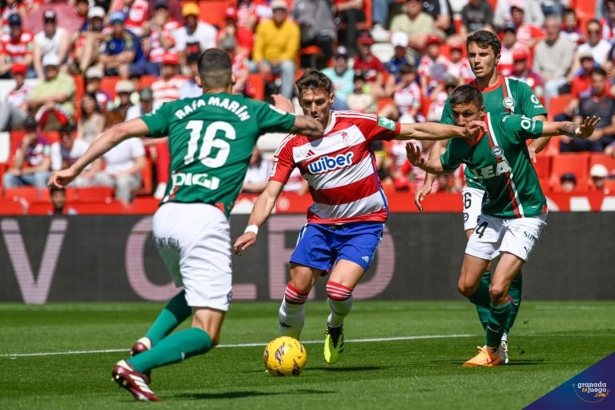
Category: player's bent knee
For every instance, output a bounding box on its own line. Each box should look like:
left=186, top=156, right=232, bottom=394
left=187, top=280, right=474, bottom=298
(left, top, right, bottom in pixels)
left=457, top=278, right=478, bottom=297
left=489, top=285, right=508, bottom=303
left=191, top=307, right=225, bottom=347
left=326, top=281, right=353, bottom=301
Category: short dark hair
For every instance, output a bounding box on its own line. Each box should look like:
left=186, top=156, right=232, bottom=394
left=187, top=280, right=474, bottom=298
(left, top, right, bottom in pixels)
left=587, top=19, right=601, bottom=30
left=591, top=67, right=607, bottom=77
left=50, top=185, right=66, bottom=194
left=296, top=69, right=333, bottom=96
left=399, top=63, right=415, bottom=75
left=198, top=48, right=232, bottom=88
left=467, top=30, right=501, bottom=57
left=449, top=84, right=483, bottom=107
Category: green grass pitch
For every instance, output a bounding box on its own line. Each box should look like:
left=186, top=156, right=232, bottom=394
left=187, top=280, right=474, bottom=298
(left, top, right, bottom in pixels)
left=0, top=301, right=613, bottom=409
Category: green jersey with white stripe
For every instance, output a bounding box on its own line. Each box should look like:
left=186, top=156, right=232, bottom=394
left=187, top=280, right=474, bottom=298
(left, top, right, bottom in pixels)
left=440, top=77, right=547, bottom=189
left=142, top=92, right=295, bottom=215
left=440, top=113, right=547, bottom=219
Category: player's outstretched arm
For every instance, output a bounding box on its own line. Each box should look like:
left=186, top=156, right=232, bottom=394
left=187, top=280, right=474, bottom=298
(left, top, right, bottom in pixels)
left=526, top=115, right=548, bottom=160
left=234, top=180, right=285, bottom=256
left=415, top=139, right=448, bottom=211
left=395, top=121, right=486, bottom=141
left=406, top=144, right=453, bottom=176
left=540, top=116, right=601, bottom=139
left=48, top=119, right=150, bottom=188
left=289, top=115, right=324, bottom=138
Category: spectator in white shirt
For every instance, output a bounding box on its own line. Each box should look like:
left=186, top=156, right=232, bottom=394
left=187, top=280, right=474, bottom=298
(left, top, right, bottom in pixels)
left=179, top=52, right=201, bottom=98
left=174, top=2, right=217, bottom=68
left=88, top=135, right=146, bottom=204
left=242, top=148, right=272, bottom=193
left=51, top=123, right=91, bottom=173
left=32, top=10, right=70, bottom=80
left=0, top=63, right=30, bottom=131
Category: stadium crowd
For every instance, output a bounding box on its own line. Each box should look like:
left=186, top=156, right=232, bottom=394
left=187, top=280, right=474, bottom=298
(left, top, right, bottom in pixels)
left=2, top=0, right=615, bottom=210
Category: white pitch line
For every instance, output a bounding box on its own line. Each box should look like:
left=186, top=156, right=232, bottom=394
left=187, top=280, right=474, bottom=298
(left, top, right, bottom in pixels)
left=0, top=334, right=475, bottom=358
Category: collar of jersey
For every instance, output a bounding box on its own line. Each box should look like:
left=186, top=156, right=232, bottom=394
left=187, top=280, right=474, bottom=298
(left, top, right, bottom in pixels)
left=471, top=75, right=504, bottom=93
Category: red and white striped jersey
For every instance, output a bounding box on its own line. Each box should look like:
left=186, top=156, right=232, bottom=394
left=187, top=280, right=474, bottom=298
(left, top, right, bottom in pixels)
left=0, top=31, right=34, bottom=63
left=448, top=59, right=474, bottom=81
left=270, top=111, right=401, bottom=224
left=418, top=55, right=452, bottom=91
left=498, top=43, right=531, bottom=77
left=393, top=82, right=421, bottom=116
left=148, top=20, right=181, bottom=63
left=111, top=0, right=149, bottom=36
left=152, top=77, right=185, bottom=108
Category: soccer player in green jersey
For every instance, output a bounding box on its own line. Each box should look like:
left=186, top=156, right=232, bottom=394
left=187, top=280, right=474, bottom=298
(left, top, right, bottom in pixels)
left=407, top=85, right=599, bottom=367
left=48, top=49, right=325, bottom=402
left=416, top=30, right=549, bottom=364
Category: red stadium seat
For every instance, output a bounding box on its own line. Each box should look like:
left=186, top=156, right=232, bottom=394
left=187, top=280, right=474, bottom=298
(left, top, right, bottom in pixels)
left=548, top=94, right=572, bottom=121
left=72, top=187, right=115, bottom=203
left=550, top=153, right=590, bottom=191
left=377, top=98, right=394, bottom=112
left=199, top=0, right=234, bottom=29
left=0, top=199, right=26, bottom=215
left=69, top=201, right=128, bottom=215
left=589, top=153, right=615, bottom=175
left=133, top=157, right=153, bottom=196
left=100, top=76, right=120, bottom=100
left=532, top=156, right=551, bottom=180
left=3, top=186, right=42, bottom=202
left=27, top=202, right=53, bottom=215
left=73, top=74, right=85, bottom=121
left=129, top=196, right=159, bottom=214
left=138, top=75, right=158, bottom=90
left=247, top=74, right=265, bottom=101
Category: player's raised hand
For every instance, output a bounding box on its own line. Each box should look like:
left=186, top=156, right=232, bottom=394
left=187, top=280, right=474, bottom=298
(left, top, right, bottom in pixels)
left=406, top=143, right=425, bottom=167
left=233, top=232, right=257, bottom=256
left=576, top=116, right=601, bottom=139
left=414, top=183, right=432, bottom=212
left=271, top=94, right=296, bottom=114
left=464, top=120, right=487, bottom=140
left=48, top=168, right=78, bottom=189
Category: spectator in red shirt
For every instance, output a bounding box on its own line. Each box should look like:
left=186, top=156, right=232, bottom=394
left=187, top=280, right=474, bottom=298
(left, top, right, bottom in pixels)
left=555, top=51, right=598, bottom=122
left=142, top=0, right=181, bottom=67
left=0, top=13, right=34, bottom=78
left=508, top=1, right=545, bottom=48
left=509, top=48, right=544, bottom=98
left=353, top=32, right=385, bottom=97
left=111, top=0, right=150, bottom=37
left=498, top=21, right=531, bottom=77
left=217, top=7, right=253, bottom=56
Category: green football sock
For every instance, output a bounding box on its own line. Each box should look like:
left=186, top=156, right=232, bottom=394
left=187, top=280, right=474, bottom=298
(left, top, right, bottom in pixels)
left=467, top=279, right=491, bottom=308
left=485, top=301, right=512, bottom=349
left=505, top=272, right=523, bottom=333
left=473, top=270, right=492, bottom=330
left=128, top=328, right=213, bottom=373
left=145, top=290, right=192, bottom=346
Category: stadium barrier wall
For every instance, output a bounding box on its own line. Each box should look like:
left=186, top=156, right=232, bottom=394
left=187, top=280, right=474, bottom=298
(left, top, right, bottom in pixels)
left=0, top=213, right=613, bottom=304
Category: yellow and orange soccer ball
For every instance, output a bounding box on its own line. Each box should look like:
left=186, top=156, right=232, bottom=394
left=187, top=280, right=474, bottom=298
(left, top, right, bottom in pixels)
left=263, top=336, right=308, bottom=376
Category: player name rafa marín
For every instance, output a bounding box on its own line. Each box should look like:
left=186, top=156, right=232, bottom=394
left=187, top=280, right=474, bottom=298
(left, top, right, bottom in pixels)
left=174, top=96, right=251, bottom=121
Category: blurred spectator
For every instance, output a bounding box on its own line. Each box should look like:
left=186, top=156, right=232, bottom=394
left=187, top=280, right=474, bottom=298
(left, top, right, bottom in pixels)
left=27, top=53, right=75, bottom=131
left=110, top=0, right=149, bottom=37
left=217, top=7, right=254, bottom=56
left=427, top=76, right=458, bottom=122
left=562, top=68, right=615, bottom=152
left=346, top=72, right=377, bottom=113
left=460, top=0, right=494, bottom=39
left=507, top=2, right=545, bottom=48
left=146, top=0, right=182, bottom=21
left=372, top=0, right=394, bottom=30
left=221, top=37, right=249, bottom=95
left=384, top=32, right=415, bottom=96
left=77, top=93, right=106, bottom=143
left=372, top=140, right=391, bottom=183
left=0, top=63, right=30, bottom=131
left=322, top=46, right=354, bottom=105
left=494, top=0, right=544, bottom=29
left=73, top=7, right=106, bottom=74
left=447, top=43, right=474, bottom=83
left=353, top=32, right=385, bottom=97
left=292, top=0, right=336, bottom=67
left=1, top=0, right=27, bottom=34
left=98, top=11, right=143, bottom=78
left=422, top=0, right=454, bottom=37
left=589, top=164, right=610, bottom=193
left=235, top=0, right=268, bottom=32
left=87, top=129, right=146, bottom=204
left=252, top=0, right=300, bottom=99
left=51, top=123, right=90, bottom=174
left=142, top=0, right=181, bottom=71
left=152, top=52, right=183, bottom=108
left=126, top=87, right=154, bottom=120
left=112, top=80, right=135, bottom=120
left=84, top=66, right=112, bottom=112
left=379, top=63, right=421, bottom=123
left=534, top=16, right=574, bottom=106
left=537, top=0, right=561, bottom=17
left=242, top=148, right=271, bottom=193
left=560, top=8, right=582, bottom=46
left=570, top=51, right=597, bottom=101
left=601, top=0, right=615, bottom=42
left=390, top=0, right=435, bottom=50
left=33, top=10, right=70, bottom=80
left=283, top=168, right=309, bottom=195
left=335, top=0, right=366, bottom=57
left=48, top=186, right=78, bottom=215
left=498, top=22, right=531, bottom=77
left=560, top=172, right=576, bottom=192
left=74, top=0, right=90, bottom=22
left=510, top=49, right=544, bottom=97
left=0, top=13, right=34, bottom=78
left=576, top=20, right=611, bottom=66
left=175, top=3, right=217, bottom=67
left=2, top=116, right=51, bottom=192
left=179, top=53, right=201, bottom=99
left=417, top=34, right=451, bottom=96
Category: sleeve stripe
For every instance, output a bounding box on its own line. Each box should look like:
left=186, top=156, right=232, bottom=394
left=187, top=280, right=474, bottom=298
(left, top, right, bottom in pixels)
left=334, top=111, right=378, bottom=122
left=273, top=134, right=297, bottom=157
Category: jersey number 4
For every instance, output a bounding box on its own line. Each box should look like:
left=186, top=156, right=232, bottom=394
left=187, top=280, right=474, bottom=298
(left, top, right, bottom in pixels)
left=184, top=120, right=236, bottom=168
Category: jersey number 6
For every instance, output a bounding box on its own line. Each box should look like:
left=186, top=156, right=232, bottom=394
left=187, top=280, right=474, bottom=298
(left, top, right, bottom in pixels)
left=184, top=120, right=237, bottom=168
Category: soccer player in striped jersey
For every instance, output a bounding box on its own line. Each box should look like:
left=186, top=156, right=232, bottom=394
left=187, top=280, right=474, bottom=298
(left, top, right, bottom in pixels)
left=417, top=30, right=549, bottom=364
left=233, top=70, right=485, bottom=364
left=407, top=85, right=599, bottom=367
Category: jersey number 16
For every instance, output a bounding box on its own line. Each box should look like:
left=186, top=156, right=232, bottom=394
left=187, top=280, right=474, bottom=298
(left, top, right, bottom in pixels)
left=184, top=120, right=236, bottom=168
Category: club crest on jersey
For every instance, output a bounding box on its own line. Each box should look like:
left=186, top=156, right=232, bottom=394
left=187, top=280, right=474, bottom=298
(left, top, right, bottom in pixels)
left=503, top=97, right=515, bottom=109
left=491, top=147, right=504, bottom=158
left=307, top=152, right=354, bottom=174
left=341, top=132, right=349, bottom=146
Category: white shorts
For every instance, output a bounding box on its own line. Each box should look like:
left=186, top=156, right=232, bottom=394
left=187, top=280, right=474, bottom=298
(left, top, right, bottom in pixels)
left=461, top=186, right=485, bottom=231
left=466, top=213, right=547, bottom=262
left=152, top=202, right=232, bottom=311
